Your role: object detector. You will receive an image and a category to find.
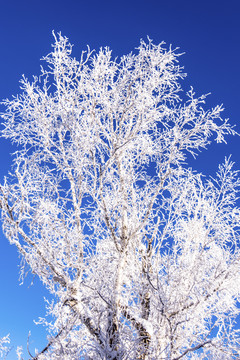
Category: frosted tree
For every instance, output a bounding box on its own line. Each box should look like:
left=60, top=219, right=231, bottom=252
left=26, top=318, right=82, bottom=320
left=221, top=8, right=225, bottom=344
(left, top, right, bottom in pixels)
left=1, top=33, right=240, bottom=359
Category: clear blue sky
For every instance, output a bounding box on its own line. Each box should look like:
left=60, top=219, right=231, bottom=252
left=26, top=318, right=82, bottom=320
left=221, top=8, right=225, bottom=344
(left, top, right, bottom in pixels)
left=0, top=0, right=239, bottom=358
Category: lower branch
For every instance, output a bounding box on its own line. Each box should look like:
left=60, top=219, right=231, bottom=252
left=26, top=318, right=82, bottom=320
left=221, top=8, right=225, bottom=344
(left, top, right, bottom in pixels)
left=122, top=306, right=151, bottom=360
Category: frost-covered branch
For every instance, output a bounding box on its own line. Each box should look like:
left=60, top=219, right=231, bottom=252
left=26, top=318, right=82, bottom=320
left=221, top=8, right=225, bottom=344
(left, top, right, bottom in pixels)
left=0, top=335, right=10, bottom=359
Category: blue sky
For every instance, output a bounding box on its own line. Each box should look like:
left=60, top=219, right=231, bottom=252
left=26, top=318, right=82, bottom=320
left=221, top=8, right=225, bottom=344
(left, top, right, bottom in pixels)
left=0, top=0, right=239, bottom=358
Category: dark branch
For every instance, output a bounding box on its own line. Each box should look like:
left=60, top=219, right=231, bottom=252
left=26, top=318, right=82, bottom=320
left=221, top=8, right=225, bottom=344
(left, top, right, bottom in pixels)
left=172, top=340, right=212, bottom=360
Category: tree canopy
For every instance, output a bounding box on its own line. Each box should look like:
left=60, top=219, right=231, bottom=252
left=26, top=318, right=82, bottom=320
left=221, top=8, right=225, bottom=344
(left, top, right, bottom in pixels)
left=0, top=34, right=240, bottom=359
